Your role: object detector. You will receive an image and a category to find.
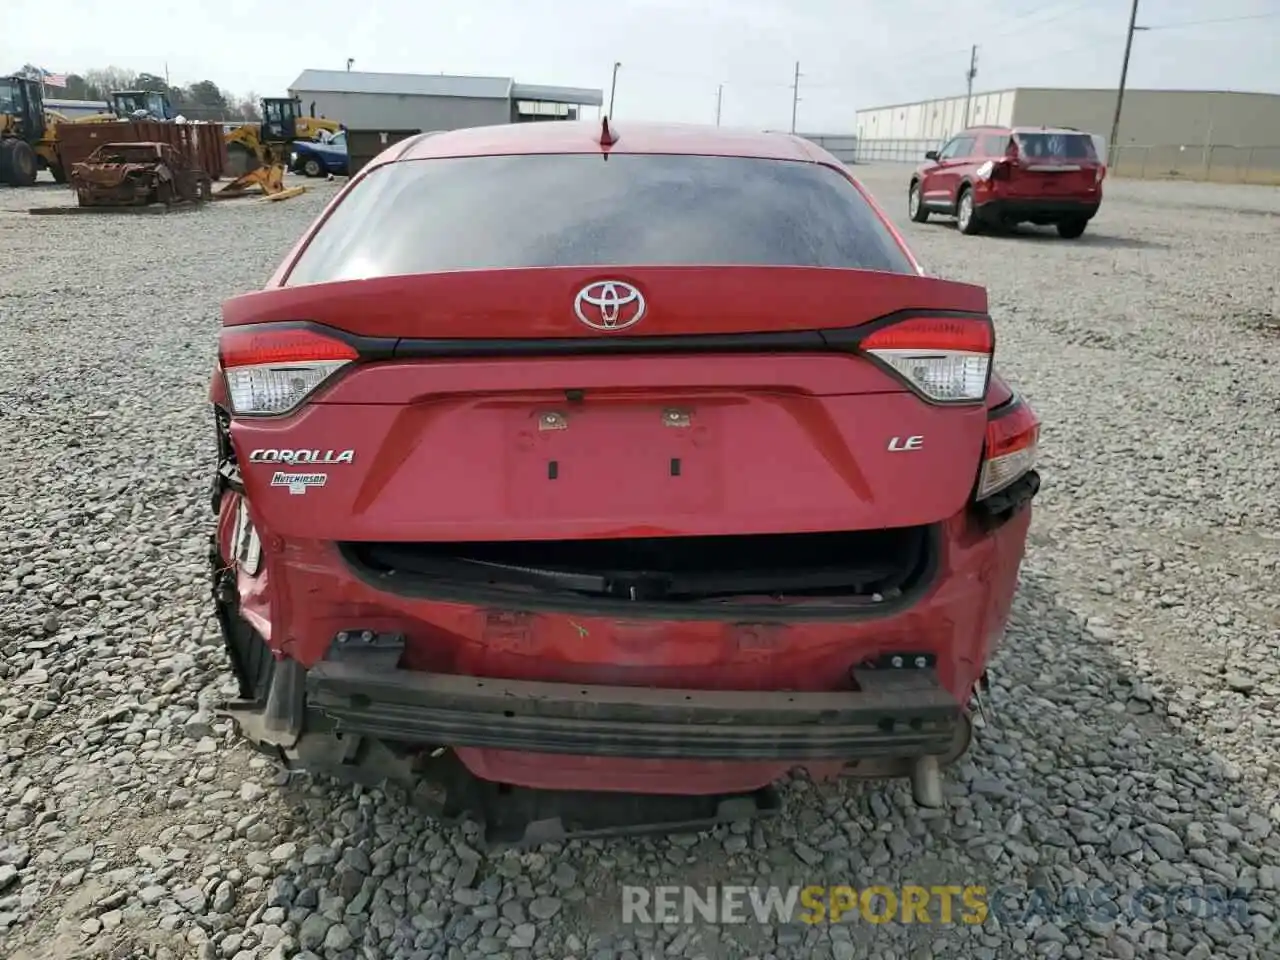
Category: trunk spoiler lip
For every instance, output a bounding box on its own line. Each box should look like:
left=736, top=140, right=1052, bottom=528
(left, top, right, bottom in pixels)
left=216, top=308, right=992, bottom=361
left=224, top=265, right=989, bottom=336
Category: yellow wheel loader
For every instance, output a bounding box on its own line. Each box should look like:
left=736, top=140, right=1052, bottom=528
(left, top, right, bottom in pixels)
left=0, top=75, right=69, bottom=185
left=110, top=90, right=176, bottom=121
left=223, top=96, right=342, bottom=178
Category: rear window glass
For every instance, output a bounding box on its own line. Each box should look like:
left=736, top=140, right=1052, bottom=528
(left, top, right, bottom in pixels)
left=284, top=154, right=915, bottom=286
left=1015, top=132, right=1098, bottom=160
left=982, top=135, right=1010, bottom=156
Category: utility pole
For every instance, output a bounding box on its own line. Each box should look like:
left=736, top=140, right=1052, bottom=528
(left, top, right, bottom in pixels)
left=789, top=61, right=801, bottom=134
left=715, top=84, right=723, bottom=126
left=608, top=61, right=621, bottom=118
left=346, top=58, right=355, bottom=72
left=962, top=45, right=978, bottom=128
left=1108, top=0, right=1146, bottom=166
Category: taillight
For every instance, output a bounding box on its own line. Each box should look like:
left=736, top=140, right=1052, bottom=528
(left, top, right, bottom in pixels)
left=976, top=397, right=1039, bottom=500
left=219, top=324, right=358, bottom=416
left=977, top=159, right=1012, bottom=182
left=857, top=316, right=993, bottom=404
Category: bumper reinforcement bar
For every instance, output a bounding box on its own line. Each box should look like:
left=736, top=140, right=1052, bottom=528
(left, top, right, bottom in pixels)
left=305, top=661, right=963, bottom=761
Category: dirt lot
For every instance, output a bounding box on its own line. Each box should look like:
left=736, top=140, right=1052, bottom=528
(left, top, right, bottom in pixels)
left=1, top=166, right=1278, bottom=960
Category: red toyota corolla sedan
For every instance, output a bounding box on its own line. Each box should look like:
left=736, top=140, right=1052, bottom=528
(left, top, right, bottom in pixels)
left=209, top=119, right=1040, bottom=844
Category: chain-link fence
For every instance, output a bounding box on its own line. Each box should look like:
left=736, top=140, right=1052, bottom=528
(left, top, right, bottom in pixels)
left=849, top=138, right=1280, bottom=185
left=852, top=139, right=945, bottom=165
left=1108, top=145, right=1280, bottom=186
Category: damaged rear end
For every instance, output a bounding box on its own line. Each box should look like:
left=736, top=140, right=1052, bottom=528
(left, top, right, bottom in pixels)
left=208, top=148, right=1040, bottom=843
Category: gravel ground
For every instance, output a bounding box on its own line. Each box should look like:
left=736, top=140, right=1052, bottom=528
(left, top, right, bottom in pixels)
left=1, top=164, right=1278, bottom=960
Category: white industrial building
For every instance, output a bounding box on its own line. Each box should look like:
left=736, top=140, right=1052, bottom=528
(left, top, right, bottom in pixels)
left=288, top=69, right=604, bottom=134
left=855, top=86, right=1280, bottom=161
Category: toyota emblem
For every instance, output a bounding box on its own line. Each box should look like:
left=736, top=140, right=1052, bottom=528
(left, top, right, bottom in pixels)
left=574, top=280, right=646, bottom=331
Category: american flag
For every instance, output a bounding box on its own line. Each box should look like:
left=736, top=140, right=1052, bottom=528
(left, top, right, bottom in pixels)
left=40, top=69, right=68, bottom=88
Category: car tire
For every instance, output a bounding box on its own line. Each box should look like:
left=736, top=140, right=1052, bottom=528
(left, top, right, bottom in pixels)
left=955, top=186, right=981, bottom=235
left=909, top=180, right=930, bottom=222
left=303, top=157, right=323, bottom=178
left=1056, top=218, right=1088, bottom=239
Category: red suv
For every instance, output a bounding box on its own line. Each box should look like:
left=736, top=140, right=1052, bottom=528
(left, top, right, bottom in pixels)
left=209, top=120, right=1041, bottom=843
left=909, top=125, right=1105, bottom=238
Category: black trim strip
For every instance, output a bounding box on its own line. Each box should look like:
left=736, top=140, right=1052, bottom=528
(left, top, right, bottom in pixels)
left=392, top=329, right=827, bottom=358
left=389, top=308, right=991, bottom=360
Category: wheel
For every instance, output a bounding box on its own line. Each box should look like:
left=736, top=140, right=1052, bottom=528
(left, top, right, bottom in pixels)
left=1056, top=218, right=1088, bottom=239
left=0, top=140, right=38, bottom=187
left=6, top=141, right=38, bottom=187
left=955, top=186, right=981, bottom=235
left=908, top=180, right=929, bottom=222
left=302, top=156, right=323, bottom=178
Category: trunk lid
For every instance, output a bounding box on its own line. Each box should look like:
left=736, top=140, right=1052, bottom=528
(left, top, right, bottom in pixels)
left=223, top=266, right=993, bottom=541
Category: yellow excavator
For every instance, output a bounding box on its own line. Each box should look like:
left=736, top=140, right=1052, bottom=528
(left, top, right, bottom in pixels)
left=218, top=96, right=340, bottom=199
left=0, top=74, right=69, bottom=184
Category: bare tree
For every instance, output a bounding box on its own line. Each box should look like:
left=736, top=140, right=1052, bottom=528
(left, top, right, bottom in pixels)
left=236, top=92, right=262, bottom=121
left=83, top=66, right=137, bottom=96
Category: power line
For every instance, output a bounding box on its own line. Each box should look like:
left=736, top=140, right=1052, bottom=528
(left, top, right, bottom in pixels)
left=1142, top=11, right=1280, bottom=30
left=620, top=4, right=1277, bottom=113
left=981, top=0, right=1097, bottom=40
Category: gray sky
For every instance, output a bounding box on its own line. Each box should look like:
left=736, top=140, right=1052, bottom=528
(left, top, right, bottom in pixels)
left=5, top=0, right=1278, bottom=130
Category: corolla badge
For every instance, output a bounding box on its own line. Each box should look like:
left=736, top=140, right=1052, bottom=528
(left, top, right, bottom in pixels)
left=248, top=449, right=354, bottom=464
left=574, top=280, right=646, bottom=331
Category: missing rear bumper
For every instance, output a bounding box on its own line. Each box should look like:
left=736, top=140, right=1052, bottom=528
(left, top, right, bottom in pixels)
left=213, top=601, right=971, bottom=844
left=977, top=198, right=1099, bottom=222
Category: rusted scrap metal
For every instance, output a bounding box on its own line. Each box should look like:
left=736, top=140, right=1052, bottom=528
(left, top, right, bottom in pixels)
left=214, top=162, right=304, bottom=201
left=69, top=141, right=212, bottom=208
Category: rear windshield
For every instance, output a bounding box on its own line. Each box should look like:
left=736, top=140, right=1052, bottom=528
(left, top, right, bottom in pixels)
left=284, top=153, right=915, bottom=286
left=1015, top=132, right=1098, bottom=160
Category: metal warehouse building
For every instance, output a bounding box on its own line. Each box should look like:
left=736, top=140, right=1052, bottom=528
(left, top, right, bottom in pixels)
left=854, top=87, right=1280, bottom=182
left=288, top=69, right=604, bottom=133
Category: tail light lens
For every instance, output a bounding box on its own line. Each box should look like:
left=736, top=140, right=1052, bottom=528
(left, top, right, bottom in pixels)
left=857, top=316, right=993, bottom=403
left=977, top=398, right=1039, bottom=500
left=219, top=325, right=358, bottom=416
